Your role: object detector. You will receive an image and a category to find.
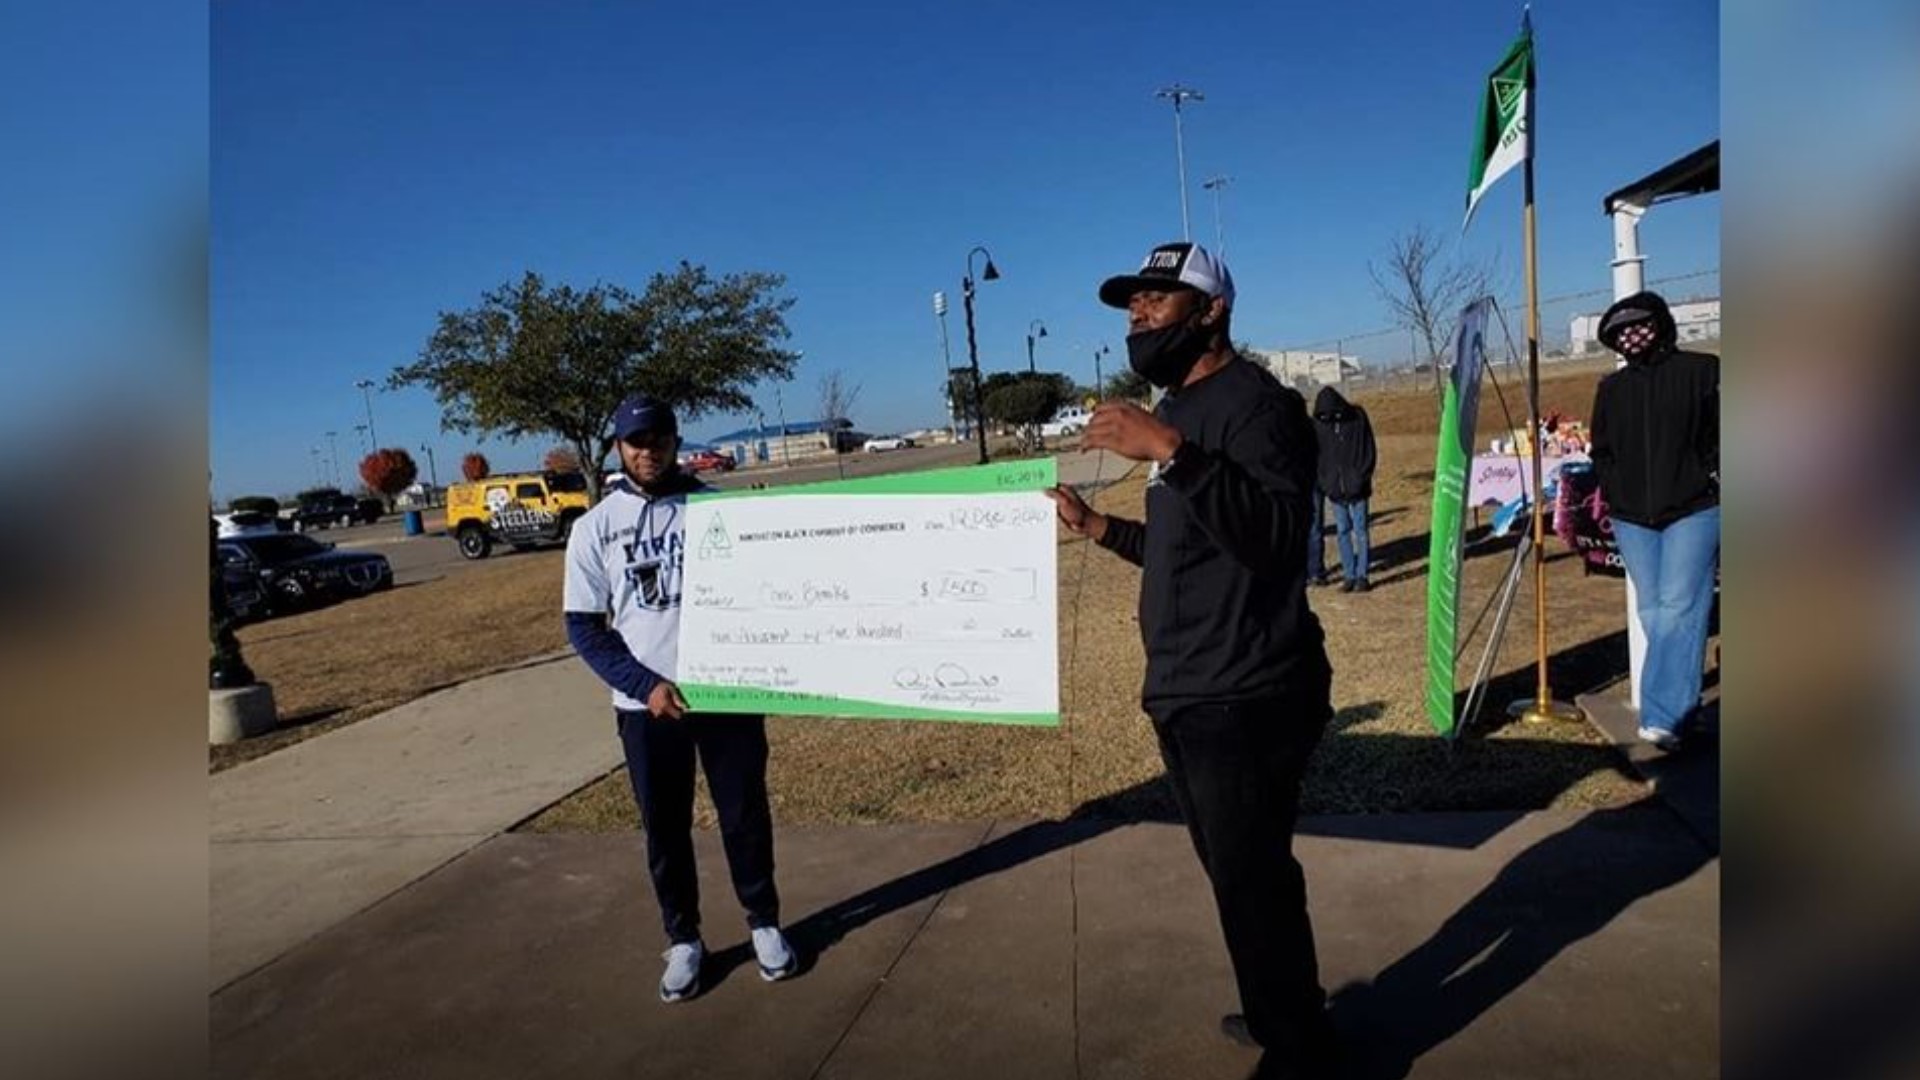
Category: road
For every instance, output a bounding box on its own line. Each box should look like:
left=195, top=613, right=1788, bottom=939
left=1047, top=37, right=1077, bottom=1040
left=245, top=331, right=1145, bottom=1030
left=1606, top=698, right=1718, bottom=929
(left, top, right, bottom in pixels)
left=319, top=440, right=1051, bottom=588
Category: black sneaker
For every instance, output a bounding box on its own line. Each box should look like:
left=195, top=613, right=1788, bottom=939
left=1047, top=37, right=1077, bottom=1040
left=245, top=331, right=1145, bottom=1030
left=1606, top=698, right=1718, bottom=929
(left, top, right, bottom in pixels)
left=1353, top=578, right=1372, bottom=593
left=1339, top=579, right=1355, bottom=593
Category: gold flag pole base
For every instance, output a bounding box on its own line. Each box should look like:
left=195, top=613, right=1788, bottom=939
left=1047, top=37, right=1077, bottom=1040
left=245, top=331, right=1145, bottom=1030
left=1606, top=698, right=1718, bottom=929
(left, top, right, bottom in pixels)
left=1508, top=697, right=1586, bottom=725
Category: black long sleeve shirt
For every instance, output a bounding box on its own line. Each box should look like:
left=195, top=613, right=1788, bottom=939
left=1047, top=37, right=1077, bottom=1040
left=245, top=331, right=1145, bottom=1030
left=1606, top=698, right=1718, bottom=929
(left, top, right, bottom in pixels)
left=1098, top=357, right=1329, bottom=720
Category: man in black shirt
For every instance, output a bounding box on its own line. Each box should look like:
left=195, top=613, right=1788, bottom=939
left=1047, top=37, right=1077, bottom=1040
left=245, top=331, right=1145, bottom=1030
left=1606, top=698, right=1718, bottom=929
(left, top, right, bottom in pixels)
left=1048, top=242, right=1336, bottom=1078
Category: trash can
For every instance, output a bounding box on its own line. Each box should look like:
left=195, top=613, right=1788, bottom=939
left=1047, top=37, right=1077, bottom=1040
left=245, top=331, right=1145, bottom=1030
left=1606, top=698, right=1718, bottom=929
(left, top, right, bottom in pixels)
left=402, top=509, right=424, bottom=537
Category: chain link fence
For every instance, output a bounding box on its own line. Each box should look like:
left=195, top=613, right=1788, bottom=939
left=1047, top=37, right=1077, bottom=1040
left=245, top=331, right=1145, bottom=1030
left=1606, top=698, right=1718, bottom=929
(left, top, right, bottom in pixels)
left=1261, top=267, right=1720, bottom=396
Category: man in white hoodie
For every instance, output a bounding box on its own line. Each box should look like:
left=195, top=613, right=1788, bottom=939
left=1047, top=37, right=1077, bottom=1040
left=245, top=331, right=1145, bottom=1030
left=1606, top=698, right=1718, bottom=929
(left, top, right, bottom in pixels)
left=563, top=394, right=796, bottom=1002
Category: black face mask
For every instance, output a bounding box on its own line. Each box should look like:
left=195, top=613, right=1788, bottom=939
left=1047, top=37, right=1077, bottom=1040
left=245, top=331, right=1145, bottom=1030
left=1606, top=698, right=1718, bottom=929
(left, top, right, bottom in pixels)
left=1126, top=312, right=1211, bottom=390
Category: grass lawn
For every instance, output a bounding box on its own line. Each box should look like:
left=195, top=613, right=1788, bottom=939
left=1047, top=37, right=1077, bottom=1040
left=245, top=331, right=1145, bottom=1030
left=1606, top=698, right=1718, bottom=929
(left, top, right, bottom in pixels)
left=521, top=359, right=1656, bottom=829
left=216, top=358, right=1666, bottom=824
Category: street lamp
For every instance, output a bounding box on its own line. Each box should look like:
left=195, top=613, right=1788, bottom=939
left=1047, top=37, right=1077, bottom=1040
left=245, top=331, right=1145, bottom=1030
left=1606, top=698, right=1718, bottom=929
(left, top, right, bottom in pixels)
left=324, top=430, right=341, bottom=486
left=354, top=424, right=370, bottom=458
left=1201, top=175, right=1232, bottom=255
left=962, top=245, right=1001, bottom=466
left=1093, top=343, right=1112, bottom=398
left=1025, top=319, right=1048, bottom=375
left=354, top=379, right=379, bottom=448
left=310, top=447, right=324, bottom=486
left=1155, top=83, right=1205, bottom=241
left=419, top=443, right=439, bottom=500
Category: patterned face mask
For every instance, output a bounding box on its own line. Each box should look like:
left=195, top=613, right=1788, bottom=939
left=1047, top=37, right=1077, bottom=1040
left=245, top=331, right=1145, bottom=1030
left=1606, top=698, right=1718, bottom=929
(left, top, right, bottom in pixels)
left=1616, top=320, right=1659, bottom=357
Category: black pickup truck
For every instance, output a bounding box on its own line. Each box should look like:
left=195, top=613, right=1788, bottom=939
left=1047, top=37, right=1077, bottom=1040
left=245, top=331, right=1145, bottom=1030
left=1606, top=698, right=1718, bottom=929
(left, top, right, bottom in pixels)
left=292, top=489, right=384, bottom=530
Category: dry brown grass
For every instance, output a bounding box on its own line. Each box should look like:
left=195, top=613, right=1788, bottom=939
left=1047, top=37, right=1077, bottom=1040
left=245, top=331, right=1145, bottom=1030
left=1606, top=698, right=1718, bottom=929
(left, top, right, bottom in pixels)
left=210, top=549, right=570, bottom=772
left=522, top=364, right=1654, bottom=832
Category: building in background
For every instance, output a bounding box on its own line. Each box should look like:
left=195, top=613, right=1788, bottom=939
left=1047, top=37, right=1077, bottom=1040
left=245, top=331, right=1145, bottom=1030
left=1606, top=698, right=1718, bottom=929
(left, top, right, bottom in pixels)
left=704, top=419, right=864, bottom=467
left=1570, top=296, right=1720, bottom=355
left=1246, top=348, right=1367, bottom=394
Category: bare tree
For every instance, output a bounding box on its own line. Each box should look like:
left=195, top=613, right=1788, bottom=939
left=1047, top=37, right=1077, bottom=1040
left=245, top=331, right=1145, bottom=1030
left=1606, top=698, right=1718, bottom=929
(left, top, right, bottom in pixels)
left=816, top=370, right=863, bottom=478
left=1369, top=225, right=1495, bottom=395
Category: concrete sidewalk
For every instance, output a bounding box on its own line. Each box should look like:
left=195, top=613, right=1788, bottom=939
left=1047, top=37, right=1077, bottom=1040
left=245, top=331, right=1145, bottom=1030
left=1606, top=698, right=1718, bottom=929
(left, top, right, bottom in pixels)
left=210, top=655, right=622, bottom=990
left=212, top=809, right=1718, bottom=1079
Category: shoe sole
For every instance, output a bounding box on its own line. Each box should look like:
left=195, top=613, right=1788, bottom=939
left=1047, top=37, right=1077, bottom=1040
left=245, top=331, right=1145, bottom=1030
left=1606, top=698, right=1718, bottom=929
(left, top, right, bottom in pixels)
left=659, top=978, right=699, bottom=1003
left=758, top=960, right=796, bottom=982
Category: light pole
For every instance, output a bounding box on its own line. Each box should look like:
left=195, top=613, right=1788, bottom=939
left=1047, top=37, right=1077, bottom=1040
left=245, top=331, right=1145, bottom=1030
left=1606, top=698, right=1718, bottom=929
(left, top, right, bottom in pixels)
left=1156, top=83, right=1205, bottom=241
left=354, top=379, right=379, bottom=448
left=1025, top=319, right=1048, bottom=375
left=419, top=443, right=439, bottom=501
left=933, top=291, right=958, bottom=444
left=773, top=385, right=792, bottom=467
left=1093, top=343, right=1111, bottom=398
left=354, top=424, right=370, bottom=458
left=1201, top=174, right=1231, bottom=255
left=962, top=245, right=1001, bottom=466
left=310, top=447, right=324, bottom=486
left=324, top=431, right=341, bottom=486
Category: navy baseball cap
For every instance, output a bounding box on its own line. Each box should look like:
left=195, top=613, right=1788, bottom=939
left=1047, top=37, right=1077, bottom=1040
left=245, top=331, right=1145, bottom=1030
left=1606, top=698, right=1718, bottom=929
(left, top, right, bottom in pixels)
left=613, top=394, right=678, bottom=441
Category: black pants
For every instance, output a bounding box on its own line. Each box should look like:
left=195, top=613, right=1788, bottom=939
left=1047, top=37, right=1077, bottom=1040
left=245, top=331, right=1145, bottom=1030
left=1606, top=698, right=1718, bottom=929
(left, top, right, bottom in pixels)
left=616, top=710, right=780, bottom=945
left=1152, top=673, right=1333, bottom=1059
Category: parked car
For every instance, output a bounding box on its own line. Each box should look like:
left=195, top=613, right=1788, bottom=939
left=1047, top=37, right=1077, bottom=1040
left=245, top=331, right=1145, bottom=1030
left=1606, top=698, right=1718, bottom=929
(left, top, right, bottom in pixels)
left=213, top=510, right=287, bottom=538
left=862, top=434, right=915, bottom=453
left=292, top=488, right=379, bottom=531
left=220, top=561, right=268, bottom=622
left=218, top=533, right=393, bottom=614
left=445, top=470, right=591, bottom=559
left=1040, top=406, right=1092, bottom=439
left=683, top=449, right=737, bottom=474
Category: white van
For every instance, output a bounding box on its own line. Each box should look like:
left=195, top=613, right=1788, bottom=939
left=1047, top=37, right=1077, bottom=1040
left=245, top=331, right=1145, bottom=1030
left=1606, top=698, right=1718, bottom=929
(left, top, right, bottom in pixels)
left=1040, top=406, right=1091, bottom=438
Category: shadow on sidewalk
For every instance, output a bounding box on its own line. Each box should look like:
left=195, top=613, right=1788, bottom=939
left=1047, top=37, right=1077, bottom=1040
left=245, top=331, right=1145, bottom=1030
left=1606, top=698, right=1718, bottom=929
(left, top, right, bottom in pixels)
left=1326, top=798, right=1716, bottom=1080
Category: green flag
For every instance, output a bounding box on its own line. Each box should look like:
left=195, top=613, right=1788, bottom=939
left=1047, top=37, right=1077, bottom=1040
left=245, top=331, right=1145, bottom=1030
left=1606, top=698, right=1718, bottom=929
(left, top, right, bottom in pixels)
left=1424, top=298, right=1492, bottom=737
left=1464, top=12, right=1534, bottom=228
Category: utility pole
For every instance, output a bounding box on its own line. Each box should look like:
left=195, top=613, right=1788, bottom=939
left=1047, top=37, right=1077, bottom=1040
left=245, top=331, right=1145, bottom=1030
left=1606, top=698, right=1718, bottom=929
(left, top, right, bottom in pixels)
left=934, top=291, right=958, bottom=444
left=1155, top=83, right=1205, bottom=241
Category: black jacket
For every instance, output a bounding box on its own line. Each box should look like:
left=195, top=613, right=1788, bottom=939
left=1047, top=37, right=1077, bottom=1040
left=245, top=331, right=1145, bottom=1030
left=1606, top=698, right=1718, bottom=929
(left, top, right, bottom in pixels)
left=1589, top=292, right=1720, bottom=529
left=1098, top=357, right=1329, bottom=720
left=1312, top=387, right=1377, bottom=502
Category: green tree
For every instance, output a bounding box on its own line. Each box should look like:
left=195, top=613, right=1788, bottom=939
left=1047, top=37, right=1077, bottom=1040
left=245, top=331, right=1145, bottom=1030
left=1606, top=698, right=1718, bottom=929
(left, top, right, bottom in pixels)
left=392, top=265, right=798, bottom=502
left=945, top=368, right=981, bottom=432
left=983, top=372, right=1072, bottom=451
left=1103, top=368, right=1151, bottom=402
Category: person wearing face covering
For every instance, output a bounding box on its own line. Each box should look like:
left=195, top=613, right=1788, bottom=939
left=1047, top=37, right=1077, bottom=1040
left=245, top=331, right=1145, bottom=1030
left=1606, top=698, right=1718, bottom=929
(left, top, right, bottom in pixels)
left=1589, top=291, right=1720, bottom=751
left=1310, top=386, right=1378, bottom=592
left=1046, top=242, right=1336, bottom=1079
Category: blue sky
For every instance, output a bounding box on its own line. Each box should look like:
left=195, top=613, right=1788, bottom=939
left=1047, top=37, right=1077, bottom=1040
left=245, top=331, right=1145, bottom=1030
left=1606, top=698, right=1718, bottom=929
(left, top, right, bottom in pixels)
left=209, top=0, right=1718, bottom=499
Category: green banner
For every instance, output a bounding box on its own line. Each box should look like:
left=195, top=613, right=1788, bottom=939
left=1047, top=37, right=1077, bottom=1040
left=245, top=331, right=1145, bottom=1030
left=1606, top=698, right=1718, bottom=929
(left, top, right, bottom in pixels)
left=1424, top=300, right=1491, bottom=737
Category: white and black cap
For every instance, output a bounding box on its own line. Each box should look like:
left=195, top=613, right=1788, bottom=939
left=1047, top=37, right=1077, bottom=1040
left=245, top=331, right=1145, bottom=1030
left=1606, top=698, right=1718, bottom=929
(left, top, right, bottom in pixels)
left=1098, top=241, right=1236, bottom=309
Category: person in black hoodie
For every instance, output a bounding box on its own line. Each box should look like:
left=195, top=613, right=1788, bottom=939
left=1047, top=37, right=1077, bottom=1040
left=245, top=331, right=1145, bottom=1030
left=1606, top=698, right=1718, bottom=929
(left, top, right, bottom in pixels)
left=1589, top=291, right=1719, bottom=750
left=1046, top=242, right=1336, bottom=1079
left=1311, top=386, right=1378, bottom=592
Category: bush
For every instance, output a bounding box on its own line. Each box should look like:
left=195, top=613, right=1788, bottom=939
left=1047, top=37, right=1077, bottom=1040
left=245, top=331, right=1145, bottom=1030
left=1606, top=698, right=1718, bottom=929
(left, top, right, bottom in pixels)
left=461, top=452, right=491, bottom=482
left=543, top=446, right=583, bottom=474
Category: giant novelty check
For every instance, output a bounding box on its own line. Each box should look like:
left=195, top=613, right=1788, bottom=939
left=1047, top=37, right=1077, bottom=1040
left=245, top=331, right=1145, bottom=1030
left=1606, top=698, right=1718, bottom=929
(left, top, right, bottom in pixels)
left=678, top=460, right=1060, bottom=725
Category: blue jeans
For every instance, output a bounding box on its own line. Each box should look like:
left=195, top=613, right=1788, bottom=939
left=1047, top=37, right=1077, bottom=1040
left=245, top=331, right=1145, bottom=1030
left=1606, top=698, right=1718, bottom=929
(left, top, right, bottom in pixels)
left=1306, top=490, right=1327, bottom=580
left=1610, top=506, right=1720, bottom=733
left=1331, top=498, right=1370, bottom=582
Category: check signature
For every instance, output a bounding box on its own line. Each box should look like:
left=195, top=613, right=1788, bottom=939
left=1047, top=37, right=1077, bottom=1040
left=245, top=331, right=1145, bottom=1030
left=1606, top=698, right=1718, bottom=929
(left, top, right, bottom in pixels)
left=892, top=663, right=1001, bottom=690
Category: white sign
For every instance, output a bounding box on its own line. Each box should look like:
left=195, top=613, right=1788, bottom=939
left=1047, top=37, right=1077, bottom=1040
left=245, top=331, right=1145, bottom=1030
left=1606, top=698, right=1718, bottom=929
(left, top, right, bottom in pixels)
left=678, top=462, right=1060, bottom=725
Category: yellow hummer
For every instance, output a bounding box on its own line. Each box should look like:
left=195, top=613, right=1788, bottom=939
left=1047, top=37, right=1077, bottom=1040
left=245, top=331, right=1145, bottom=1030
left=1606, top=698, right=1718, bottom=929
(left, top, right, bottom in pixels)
left=445, top=471, right=591, bottom=559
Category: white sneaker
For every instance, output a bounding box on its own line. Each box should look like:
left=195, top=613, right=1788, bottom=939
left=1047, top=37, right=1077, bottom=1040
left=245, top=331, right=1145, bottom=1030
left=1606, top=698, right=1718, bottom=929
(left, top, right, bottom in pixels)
left=1637, top=725, right=1681, bottom=751
left=659, top=940, right=704, bottom=1002
left=751, top=926, right=797, bottom=982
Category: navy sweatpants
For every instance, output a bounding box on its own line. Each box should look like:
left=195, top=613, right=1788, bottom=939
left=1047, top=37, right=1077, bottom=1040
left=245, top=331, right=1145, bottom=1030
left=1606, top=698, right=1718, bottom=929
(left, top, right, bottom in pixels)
left=616, top=710, right=780, bottom=945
